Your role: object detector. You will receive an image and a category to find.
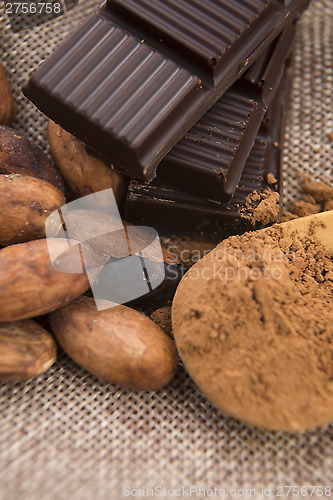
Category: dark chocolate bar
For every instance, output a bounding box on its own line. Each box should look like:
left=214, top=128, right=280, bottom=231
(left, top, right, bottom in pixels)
left=124, top=75, right=287, bottom=241
left=156, top=25, right=295, bottom=202
left=23, top=0, right=309, bottom=181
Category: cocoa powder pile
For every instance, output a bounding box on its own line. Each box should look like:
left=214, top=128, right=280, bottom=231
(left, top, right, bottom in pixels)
left=172, top=223, right=333, bottom=431
left=242, top=189, right=280, bottom=225
left=282, top=178, right=333, bottom=220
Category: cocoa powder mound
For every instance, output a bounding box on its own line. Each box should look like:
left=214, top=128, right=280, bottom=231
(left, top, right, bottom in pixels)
left=172, top=225, right=333, bottom=431
left=243, top=189, right=280, bottom=225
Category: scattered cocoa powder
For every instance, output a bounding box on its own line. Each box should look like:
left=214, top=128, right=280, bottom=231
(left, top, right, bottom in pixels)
left=151, top=306, right=172, bottom=337
left=243, top=189, right=280, bottom=225
left=265, top=173, right=277, bottom=185
left=280, top=210, right=299, bottom=221
left=286, top=199, right=321, bottom=218
left=163, top=188, right=281, bottom=271
left=172, top=222, right=333, bottom=431
left=282, top=179, right=333, bottom=222
left=325, top=199, right=333, bottom=212
left=304, top=178, right=333, bottom=203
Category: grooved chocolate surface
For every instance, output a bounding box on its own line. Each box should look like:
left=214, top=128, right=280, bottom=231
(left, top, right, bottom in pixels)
left=157, top=25, right=295, bottom=202
left=108, top=0, right=270, bottom=78
left=23, top=0, right=309, bottom=180
left=158, top=88, right=260, bottom=202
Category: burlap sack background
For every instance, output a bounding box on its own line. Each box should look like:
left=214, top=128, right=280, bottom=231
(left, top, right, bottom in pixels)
left=0, top=1, right=332, bottom=498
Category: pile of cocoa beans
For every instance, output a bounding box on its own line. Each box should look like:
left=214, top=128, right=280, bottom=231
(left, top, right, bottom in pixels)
left=0, top=63, right=178, bottom=391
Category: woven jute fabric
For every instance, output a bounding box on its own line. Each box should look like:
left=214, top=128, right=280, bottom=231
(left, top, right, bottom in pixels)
left=0, top=1, right=333, bottom=499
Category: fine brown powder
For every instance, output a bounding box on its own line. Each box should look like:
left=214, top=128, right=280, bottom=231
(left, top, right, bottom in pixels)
left=282, top=178, right=333, bottom=221
left=172, top=223, right=333, bottom=431
left=243, top=189, right=280, bottom=225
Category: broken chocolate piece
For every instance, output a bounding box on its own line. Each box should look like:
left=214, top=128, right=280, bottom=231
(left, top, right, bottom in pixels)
left=124, top=77, right=287, bottom=241
left=23, top=0, right=309, bottom=180
left=156, top=25, right=295, bottom=201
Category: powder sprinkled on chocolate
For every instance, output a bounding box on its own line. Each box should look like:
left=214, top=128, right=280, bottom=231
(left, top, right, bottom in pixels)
left=172, top=221, right=333, bottom=431
left=265, top=173, right=277, bottom=185
left=243, top=189, right=280, bottom=225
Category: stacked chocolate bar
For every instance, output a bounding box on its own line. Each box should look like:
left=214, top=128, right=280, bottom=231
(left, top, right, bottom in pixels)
left=24, top=0, right=310, bottom=240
